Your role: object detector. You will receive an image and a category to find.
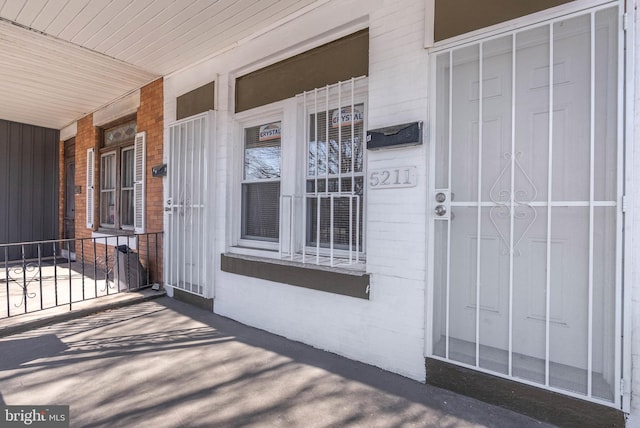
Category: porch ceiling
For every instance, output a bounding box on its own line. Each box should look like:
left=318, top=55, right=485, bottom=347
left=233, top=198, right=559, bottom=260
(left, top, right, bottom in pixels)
left=0, top=0, right=318, bottom=130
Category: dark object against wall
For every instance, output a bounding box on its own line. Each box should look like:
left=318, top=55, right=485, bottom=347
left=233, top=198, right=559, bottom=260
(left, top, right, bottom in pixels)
left=0, top=120, right=59, bottom=259
left=235, top=29, right=369, bottom=113
left=435, top=0, right=575, bottom=41
left=152, top=164, right=167, bottom=177
left=367, top=122, right=422, bottom=150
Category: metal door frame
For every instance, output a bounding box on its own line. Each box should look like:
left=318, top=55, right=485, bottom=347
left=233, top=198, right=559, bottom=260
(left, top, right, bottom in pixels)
left=425, top=0, right=629, bottom=410
left=164, top=110, right=215, bottom=298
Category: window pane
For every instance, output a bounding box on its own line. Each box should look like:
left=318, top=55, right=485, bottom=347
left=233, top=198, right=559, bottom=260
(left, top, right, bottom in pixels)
left=101, top=153, right=116, bottom=190
left=242, top=182, right=280, bottom=241
left=101, top=191, right=116, bottom=226
left=121, top=189, right=134, bottom=227
left=308, top=103, right=364, bottom=177
left=244, top=122, right=281, bottom=180
left=100, top=153, right=116, bottom=226
left=121, top=148, right=134, bottom=188
left=306, top=177, right=363, bottom=250
left=104, top=121, right=137, bottom=147
left=304, top=87, right=365, bottom=255
left=120, top=148, right=134, bottom=227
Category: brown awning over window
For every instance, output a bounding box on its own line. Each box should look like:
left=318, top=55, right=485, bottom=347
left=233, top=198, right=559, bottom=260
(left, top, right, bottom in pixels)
left=435, top=0, right=575, bottom=42
left=235, top=29, right=368, bottom=113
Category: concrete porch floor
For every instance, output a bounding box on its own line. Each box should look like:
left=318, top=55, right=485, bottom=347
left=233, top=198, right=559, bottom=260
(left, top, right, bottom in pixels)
left=0, top=297, right=554, bottom=427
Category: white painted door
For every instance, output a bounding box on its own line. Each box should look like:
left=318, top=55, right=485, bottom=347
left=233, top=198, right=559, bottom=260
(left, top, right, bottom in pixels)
left=430, top=5, right=622, bottom=406
left=165, top=112, right=214, bottom=297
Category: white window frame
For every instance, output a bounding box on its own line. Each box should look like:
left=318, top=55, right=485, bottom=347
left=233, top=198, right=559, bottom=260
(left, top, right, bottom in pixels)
left=99, top=146, right=136, bottom=231
left=232, top=104, right=286, bottom=253
left=89, top=119, right=145, bottom=235
left=100, top=151, right=117, bottom=228
left=229, top=79, right=368, bottom=267
left=120, top=146, right=135, bottom=230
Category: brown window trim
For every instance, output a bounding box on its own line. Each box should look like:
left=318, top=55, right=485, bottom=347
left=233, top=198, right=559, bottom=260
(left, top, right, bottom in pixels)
left=221, top=253, right=370, bottom=300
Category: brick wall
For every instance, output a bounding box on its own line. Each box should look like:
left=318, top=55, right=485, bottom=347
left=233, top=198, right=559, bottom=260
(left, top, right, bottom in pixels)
left=138, top=78, right=164, bottom=283
left=138, top=78, right=164, bottom=234
left=72, top=78, right=164, bottom=285
left=75, top=113, right=99, bottom=243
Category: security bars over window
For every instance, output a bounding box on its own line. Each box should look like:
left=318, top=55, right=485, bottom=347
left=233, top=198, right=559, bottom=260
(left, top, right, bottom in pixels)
left=281, top=77, right=366, bottom=267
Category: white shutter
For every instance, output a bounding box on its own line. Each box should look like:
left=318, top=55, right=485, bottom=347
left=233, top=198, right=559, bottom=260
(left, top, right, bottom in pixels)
left=86, top=148, right=95, bottom=228
left=133, top=131, right=146, bottom=233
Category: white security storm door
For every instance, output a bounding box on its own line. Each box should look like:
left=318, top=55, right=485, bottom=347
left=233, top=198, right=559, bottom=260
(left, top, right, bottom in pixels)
left=430, top=4, right=623, bottom=407
left=165, top=112, right=214, bottom=297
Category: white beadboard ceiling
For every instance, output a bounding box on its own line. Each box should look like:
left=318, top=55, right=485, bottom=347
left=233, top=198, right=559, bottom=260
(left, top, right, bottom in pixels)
left=0, top=0, right=319, bottom=130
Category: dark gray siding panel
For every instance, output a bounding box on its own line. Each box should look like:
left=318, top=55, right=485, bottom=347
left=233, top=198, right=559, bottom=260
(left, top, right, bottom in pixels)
left=0, top=120, right=59, bottom=260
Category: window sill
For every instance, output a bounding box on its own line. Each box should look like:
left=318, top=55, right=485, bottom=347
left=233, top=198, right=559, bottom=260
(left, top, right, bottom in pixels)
left=227, top=246, right=366, bottom=272
left=221, top=252, right=370, bottom=300
left=92, top=230, right=138, bottom=250
left=228, top=245, right=280, bottom=258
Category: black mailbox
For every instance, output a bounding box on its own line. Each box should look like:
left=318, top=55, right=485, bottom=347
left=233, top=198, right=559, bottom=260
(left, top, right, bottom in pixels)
left=152, top=164, right=167, bottom=177
left=366, top=121, right=422, bottom=150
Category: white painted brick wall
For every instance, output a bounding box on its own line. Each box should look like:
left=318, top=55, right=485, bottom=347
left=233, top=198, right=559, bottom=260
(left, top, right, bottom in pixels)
left=164, top=0, right=430, bottom=382
left=221, top=0, right=428, bottom=381
left=165, top=4, right=640, bottom=423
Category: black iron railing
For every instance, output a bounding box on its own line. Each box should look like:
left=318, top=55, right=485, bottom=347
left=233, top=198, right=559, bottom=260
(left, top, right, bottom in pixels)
left=0, top=232, right=163, bottom=319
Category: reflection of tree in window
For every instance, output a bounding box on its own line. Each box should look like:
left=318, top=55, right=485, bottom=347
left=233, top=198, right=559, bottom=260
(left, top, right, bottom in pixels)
left=308, top=137, right=364, bottom=178
left=245, top=145, right=280, bottom=179
left=241, top=122, right=281, bottom=242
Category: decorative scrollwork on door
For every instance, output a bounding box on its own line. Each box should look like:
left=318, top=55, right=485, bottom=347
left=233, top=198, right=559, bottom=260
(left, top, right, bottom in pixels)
left=178, top=187, right=192, bottom=219
left=489, top=152, right=538, bottom=256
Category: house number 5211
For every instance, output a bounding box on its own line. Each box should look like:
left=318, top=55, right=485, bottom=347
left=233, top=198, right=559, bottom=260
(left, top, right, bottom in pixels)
left=368, top=166, right=417, bottom=189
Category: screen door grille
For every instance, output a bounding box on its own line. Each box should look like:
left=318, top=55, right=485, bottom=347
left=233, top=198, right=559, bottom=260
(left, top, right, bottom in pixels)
left=430, top=3, right=623, bottom=408
left=165, top=112, right=212, bottom=297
